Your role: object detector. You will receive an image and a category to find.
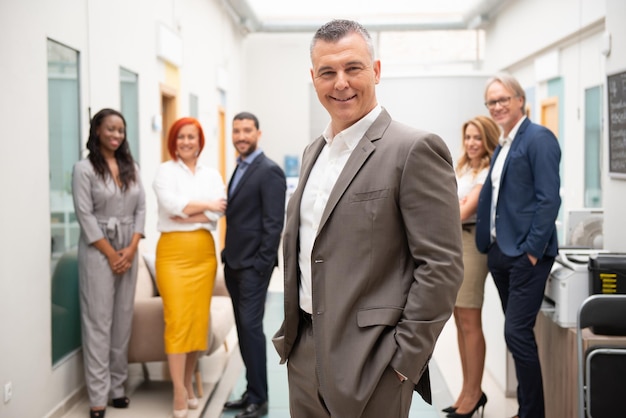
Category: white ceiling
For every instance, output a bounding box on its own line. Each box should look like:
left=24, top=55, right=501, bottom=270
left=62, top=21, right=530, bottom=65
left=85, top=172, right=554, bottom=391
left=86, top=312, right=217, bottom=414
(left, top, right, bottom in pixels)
left=248, top=0, right=482, bottom=21
left=222, top=0, right=511, bottom=33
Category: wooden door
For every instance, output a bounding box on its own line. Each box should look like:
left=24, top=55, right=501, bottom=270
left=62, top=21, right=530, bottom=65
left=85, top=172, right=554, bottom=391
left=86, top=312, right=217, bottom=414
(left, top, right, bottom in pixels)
left=541, top=97, right=559, bottom=137
left=160, top=83, right=178, bottom=162
left=218, top=107, right=227, bottom=250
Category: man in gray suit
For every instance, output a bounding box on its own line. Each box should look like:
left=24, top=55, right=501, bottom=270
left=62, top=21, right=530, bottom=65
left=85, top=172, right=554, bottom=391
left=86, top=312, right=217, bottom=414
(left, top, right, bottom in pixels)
left=273, top=19, right=463, bottom=418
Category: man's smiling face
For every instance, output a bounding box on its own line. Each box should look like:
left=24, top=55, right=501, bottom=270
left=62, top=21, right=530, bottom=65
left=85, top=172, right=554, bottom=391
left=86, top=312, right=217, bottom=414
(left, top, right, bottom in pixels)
left=310, top=32, right=381, bottom=135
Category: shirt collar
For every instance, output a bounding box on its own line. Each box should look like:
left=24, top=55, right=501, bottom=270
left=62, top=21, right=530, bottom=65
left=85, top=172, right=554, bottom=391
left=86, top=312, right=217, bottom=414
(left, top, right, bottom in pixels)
left=175, top=158, right=203, bottom=173
left=322, top=105, right=382, bottom=151
left=237, top=148, right=263, bottom=166
left=500, top=115, right=526, bottom=146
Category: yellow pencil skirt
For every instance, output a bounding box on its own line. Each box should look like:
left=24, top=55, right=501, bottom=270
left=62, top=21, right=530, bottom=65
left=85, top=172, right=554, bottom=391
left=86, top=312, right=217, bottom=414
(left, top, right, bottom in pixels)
left=155, top=230, right=216, bottom=354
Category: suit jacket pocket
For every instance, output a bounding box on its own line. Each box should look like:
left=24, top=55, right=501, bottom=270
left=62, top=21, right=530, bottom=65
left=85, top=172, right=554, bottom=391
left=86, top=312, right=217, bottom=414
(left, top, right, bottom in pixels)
left=350, top=188, right=390, bottom=202
left=272, top=323, right=286, bottom=363
left=357, top=306, right=403, bottom=327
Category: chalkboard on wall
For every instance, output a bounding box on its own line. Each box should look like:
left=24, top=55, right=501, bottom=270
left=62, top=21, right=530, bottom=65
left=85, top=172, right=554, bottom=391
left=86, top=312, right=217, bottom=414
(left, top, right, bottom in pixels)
left=608, top=70, right=626, bottom=178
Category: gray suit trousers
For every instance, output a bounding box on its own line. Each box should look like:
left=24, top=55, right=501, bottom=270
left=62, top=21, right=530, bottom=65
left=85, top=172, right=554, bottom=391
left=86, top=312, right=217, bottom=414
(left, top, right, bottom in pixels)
left=287, top=319, right=415, bottom=418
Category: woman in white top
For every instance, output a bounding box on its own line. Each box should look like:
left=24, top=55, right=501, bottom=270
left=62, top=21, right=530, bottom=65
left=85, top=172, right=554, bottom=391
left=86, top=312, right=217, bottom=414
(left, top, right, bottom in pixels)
left=152, top=117, right=226, bottom=418
left=444, top=115, right=499, bottom=418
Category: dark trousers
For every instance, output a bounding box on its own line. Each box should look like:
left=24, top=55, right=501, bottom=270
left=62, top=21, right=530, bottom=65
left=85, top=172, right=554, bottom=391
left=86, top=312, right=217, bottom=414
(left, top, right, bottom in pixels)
left=224, top=264, right=272, bottom=405
left=488, top=243, right=554, bottom=418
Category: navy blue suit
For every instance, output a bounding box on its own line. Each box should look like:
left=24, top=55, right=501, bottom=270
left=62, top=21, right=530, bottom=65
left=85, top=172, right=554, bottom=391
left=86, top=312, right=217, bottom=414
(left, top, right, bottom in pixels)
left=476, top=117, right=561, bottom=418
left=222, top=152, right=286, bottom=405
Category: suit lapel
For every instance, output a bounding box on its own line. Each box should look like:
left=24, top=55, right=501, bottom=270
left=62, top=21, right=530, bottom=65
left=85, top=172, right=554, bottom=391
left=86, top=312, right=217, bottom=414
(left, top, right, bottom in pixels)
left=291, top=137, right=326, bottom=209
left=316, top=110, right=390, bottom=235
left=227, top=166, right=238, bottom=195
left=491, top=144, right=502, bottom=163
left=285, top=137, right=326, bottom=248
left=317, top=138, right=375, bottom=235
left=500, top=118, right=530, bottom=181
left=229, top=154, right=264, bottom=202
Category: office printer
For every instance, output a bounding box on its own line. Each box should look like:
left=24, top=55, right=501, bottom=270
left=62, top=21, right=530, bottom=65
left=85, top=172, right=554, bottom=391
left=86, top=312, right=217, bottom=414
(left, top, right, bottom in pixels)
left=588, top=253, right=626, bottom=294
left=543, top=250, right=594, bottom=328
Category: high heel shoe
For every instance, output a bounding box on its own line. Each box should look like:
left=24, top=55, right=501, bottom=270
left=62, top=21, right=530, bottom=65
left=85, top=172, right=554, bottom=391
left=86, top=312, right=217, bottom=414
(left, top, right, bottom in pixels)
left=187, top=396, right=199, bottom=409
left=441, top=405, right=457, bottom=413
left=111, top=396, right=130, bottom=408
left=173, top=408, right=188, bottom=418
left=446, top=392, right=487, bottom=418
left=173, top=386, right=189, bottom=417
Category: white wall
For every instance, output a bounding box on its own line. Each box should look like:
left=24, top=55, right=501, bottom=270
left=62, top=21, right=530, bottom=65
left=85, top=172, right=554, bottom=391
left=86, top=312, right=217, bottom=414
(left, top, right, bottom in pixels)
left=1, top=1, right=88, bottom=417
left=604, top=0, right=626, bottom=252
left=484, top=0, right=606, bottom=72
left=0, top=0, right=243, bottom=416
left=241, top=33, right=313, bottom=169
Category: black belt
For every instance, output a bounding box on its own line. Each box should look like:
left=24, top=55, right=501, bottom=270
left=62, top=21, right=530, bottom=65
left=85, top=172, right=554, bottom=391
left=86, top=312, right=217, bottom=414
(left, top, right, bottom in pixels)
left=300, top=309, right=312, bottom=326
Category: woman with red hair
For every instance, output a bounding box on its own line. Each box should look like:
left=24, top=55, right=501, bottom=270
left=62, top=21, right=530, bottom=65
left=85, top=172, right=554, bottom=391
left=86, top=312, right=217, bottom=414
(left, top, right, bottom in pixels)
left=153, top=117, right=227, bottom=418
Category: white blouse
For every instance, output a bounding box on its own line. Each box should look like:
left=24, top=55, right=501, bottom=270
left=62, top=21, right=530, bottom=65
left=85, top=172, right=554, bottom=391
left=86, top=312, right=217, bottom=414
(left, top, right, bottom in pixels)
left=456, top=165, right=488, bottom=224
left=153, top=159, right=226, bottom=232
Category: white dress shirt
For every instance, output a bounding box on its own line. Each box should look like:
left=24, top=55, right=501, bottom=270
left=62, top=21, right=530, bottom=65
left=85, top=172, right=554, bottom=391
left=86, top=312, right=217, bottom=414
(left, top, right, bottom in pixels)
left=490, top=115, right=526, bottom=241
left=298, top=105, right=382, bottom=314
left=153, top=159, right=226, bottom=232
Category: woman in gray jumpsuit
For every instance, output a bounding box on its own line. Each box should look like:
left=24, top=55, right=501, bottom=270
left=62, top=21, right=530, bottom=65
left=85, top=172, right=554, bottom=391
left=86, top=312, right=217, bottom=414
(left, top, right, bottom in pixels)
left=72, top=108, right=146, bottom=418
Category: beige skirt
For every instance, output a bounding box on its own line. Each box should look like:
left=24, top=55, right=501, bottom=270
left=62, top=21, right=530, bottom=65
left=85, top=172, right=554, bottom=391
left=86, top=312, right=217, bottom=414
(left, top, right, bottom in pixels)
left=155, top=230, right=217, bottom=354
left=455, top=224, right=489, bottom=309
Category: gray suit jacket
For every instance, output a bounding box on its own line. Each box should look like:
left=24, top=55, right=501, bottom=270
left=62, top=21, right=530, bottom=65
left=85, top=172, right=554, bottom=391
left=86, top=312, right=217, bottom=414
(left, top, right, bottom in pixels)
left=273, top=109, right=463, bottom=417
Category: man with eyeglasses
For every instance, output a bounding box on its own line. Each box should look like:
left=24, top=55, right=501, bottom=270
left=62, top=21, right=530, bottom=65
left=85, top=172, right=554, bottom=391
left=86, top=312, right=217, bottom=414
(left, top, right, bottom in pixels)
left=475, top=73, right=561, bottom=418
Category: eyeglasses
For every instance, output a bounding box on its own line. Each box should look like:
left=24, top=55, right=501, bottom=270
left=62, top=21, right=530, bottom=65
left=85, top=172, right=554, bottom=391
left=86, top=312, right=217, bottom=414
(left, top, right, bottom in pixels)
left=484, top=96, right=515, bottom=110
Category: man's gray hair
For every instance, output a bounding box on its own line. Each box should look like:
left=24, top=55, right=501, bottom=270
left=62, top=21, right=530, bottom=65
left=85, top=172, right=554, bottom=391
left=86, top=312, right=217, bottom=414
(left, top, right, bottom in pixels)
left=486, top=72, right=527, bottom=109
left=310, top=19, right=375, bottom=62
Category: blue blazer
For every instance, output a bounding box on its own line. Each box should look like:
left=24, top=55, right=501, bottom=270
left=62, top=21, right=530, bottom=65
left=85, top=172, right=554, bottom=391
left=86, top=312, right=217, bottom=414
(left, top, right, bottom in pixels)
left=221, top=152, right=286, bottom=274
left=475, top=118, right=561, bottom=259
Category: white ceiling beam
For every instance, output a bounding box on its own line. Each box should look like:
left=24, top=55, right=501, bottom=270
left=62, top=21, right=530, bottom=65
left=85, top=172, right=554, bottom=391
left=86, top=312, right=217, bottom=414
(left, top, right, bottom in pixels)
left=219, top=0, right=512, bottom=34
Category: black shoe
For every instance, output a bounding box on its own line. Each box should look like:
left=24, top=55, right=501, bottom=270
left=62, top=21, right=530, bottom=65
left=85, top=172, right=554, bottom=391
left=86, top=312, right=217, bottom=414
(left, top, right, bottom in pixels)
left=235, top=402, right=268, bottom=418
left=111, top=396, right=130, bottom=408
left=446, top=392, right=487, bottom=418
left=89, top=409, right=106, bottom=418
left=441, top=405, right=457, bottom=413
left=224, top=392, right=249, bottom=410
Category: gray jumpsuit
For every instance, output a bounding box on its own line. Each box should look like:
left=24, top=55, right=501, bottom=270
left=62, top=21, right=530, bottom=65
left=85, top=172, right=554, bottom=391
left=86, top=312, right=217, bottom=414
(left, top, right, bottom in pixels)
left=71, top=159, right=146, bottom=406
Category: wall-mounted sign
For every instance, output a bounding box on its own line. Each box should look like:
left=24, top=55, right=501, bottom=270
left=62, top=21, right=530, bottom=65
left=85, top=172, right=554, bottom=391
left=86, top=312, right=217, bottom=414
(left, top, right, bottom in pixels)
left=608, top=69, right=626, bottom=178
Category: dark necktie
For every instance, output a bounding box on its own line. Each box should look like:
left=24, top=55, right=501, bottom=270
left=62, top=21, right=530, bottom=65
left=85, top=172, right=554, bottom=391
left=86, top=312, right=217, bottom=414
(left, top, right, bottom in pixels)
left=229, top=163, right=246, bottom=193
